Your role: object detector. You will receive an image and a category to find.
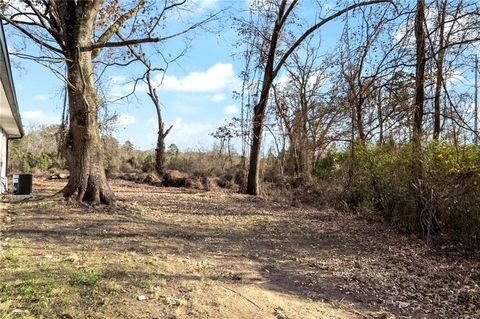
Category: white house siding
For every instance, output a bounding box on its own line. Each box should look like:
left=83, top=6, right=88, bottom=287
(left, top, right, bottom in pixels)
left=0, top=129, right=7, bottom=194
left=1, top=20, right=24, bottom=194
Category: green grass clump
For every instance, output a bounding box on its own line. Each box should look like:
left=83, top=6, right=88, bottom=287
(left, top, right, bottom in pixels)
left=69, top=269, right=101, bottom=287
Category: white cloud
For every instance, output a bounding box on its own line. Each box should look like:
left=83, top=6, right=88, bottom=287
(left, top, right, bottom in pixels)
left=156, top=63, right=239, bottom=93
left=185, top=0, right=218, bottom=14
left=116, top=113, right=136, bottom=125
left=275, top=73, right=290, bottom=87
left=108, top=63, right=240, bottom=100
left=33, top=94, right=49, bottom=101
left=224, top=104, right=239, bottom=115
left=212, top=93, right=226, bottom=102
left=445, top=69, right=465, bottom=89
left=194, top=0, right=218, bottom=8
left=164, top=116, right=215, bottom=149
left=22, top=110, right=44, bottom=119
left=108, top=75, right=136, bottom=100
left=21, top=109, right=59, bottom=126
left=147, top=117, right=157, bottom=127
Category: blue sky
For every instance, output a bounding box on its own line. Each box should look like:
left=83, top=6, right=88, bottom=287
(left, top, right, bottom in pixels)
left=21, top=1, right=480, bottom=151
left=6, top=0, right=353, bottom=151
left=9, top=1, right=229, bottom=150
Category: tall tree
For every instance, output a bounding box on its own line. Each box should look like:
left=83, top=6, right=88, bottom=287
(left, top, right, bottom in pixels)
left=1, top=0, right=214, bottom=204
left=242, top=0, right=394, bottom=195
left=475, top=55, right=478, bottom=144
left=118, top=32, right=174, bottom=176
left=272, top=37, right=338, bottom=183
left=432, top=0, right=448, bottom=140
left=425, top=0, right=480, bottom=140
left=412, top=0, right=426, bottom=213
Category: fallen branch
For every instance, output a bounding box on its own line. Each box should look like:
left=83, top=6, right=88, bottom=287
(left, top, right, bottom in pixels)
left=220, top=285, right=261, bottom=309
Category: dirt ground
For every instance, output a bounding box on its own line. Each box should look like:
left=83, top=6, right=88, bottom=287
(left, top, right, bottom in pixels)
left=0, top=178, right=479, bottom=319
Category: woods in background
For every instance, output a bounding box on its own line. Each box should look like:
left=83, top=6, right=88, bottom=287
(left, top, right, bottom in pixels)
left=4, top=0, right=480, bottom=249
left=234, top=0, right=480, bottom=248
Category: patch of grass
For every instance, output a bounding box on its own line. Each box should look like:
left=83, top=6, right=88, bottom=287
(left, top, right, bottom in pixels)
left=61, top=295, right=73, bottom=306
left=138, top=275, right=156, bottom=289
left=1, top=238, right=30, bottom=267
left=34, top=200, right=59, bottom=209
left=0, top=276, right=61, bottom=318
left=63, top=253, right=79, bottom=263
left=68, top=269, right=101, bottom=287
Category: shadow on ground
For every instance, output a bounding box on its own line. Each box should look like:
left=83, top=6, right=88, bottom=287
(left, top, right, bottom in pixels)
left=2, top=178, right=479, bottom=318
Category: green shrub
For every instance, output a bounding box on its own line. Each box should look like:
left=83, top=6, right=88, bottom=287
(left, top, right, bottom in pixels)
left=313, top=149, right=342, bottom=180
left=21, top=156, right=31, bottom=173
left=36, top=152, right=54, bottom=171
left=317, top=141, right=480, bottom=249
left=142, top=154, right=156, bottom=172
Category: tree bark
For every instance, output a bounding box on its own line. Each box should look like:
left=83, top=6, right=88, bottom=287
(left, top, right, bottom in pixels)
left=62, top=53, right=114, bottom=205
left=355, top=97, right=367, bottom=143
left=246, top=0, right=288, bottom=195
left=146, top=72, right=172, bottom=176
left=59, top=1, right=114, bottom=205
left=156, top=125, right=167, bottom=176
left=377, top=88, right=384, bottom=145
left=413, top=0, right=426, bottom=176
left=433, top=0, right=447, bottom=140
left=247, top=93, right=270, bottom=195
left=412, top=0, right=426, bottom=217
left=299, top=90, right=311, bottom=183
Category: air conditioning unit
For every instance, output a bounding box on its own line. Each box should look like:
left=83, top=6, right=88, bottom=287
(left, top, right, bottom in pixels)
left=13, top=174, right=32, bottom=195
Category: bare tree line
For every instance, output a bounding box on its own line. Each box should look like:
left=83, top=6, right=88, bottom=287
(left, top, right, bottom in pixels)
left=237, top=0, right=479, bottom=192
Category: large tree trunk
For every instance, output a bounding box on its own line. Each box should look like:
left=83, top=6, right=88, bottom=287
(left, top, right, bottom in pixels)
left=155, top=137, right=166, bottom=175
left=60, top=3, right=114, bottom=205
left=413, top=0, right=426, bottom=178
left=154, top=116, right=172, bottom=178
left=156, top=126, right=166, bottom=176
left=299, top=104, right=311, bottom=184
left=247, top=98, right=268, bottom=195
left=62, top=54, right=114, bottom=205
left=412, top=0, right=426, bottom=221
left=148, top=74, right=172, bottom=177
left=246, top=1, right=287, bottom=195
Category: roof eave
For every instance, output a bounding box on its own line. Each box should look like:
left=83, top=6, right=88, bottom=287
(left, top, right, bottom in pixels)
left=0, top=21, right=24, bottom=139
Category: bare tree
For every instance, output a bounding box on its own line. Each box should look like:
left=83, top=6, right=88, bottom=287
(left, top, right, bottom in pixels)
left=271, top=37, right=340, bottom=184
left=240, top=0, right=395, bottom=195
left=425, top=0, right=480, bottom=140
left=117, top=32, right=177, bottom=176
left=0, top=0, right=215, bottom=204
left=413, top=0, right=427, bottom=215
